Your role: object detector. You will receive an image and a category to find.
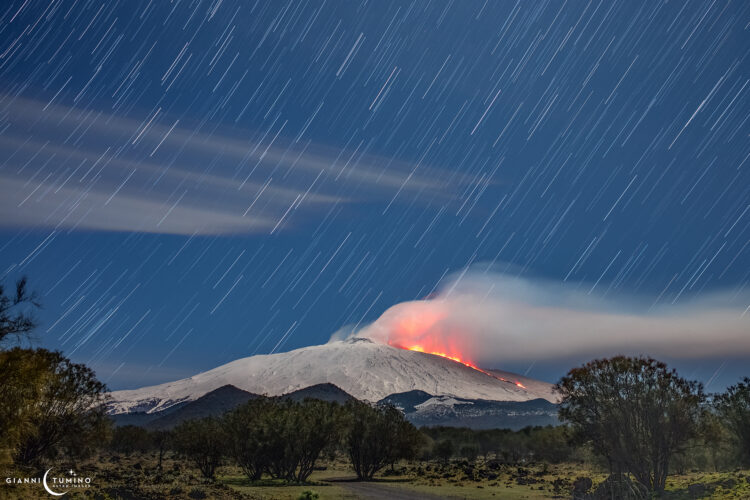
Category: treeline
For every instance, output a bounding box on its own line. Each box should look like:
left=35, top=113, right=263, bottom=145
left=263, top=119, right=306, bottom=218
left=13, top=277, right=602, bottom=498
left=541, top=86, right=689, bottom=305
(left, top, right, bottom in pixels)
left=421, top=425, right=573, bottom=464
left=111, top=398, right=422, bottom=482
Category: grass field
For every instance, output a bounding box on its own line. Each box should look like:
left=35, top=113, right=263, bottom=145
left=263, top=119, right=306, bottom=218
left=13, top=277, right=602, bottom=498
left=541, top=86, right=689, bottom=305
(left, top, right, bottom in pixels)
left=220, top=460, right=750, bottom=499
left=1, top=453, right=748, bottom=499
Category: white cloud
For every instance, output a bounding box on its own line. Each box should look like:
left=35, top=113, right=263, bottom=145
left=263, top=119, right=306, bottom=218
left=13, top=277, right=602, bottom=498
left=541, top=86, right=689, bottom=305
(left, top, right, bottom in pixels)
left=0, top=95, right=458, bottom=235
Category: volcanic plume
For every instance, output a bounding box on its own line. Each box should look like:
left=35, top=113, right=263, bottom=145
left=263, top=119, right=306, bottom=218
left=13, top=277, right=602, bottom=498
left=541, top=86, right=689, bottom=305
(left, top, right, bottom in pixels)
left=346, top=269, right=750, bottom=367
left=361, top=299, right=475, bottom=365
left=351, top=298, right=529, bottom=387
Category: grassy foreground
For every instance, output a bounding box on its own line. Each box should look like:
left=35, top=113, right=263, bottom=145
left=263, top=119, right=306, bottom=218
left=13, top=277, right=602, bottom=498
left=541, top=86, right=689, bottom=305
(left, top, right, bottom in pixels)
left=1, top=453, right=748, bottom=499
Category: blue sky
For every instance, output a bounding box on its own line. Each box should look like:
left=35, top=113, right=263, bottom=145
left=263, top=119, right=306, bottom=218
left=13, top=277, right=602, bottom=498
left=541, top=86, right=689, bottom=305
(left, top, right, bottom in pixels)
left=1, top=0, right=748, bottom=390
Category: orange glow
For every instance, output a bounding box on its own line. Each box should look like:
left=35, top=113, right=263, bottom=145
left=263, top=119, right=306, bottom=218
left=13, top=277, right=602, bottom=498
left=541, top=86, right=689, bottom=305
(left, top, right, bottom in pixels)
left=395, top=343, right=481, bottom=370
left=382, top=301, right=528, bottom=392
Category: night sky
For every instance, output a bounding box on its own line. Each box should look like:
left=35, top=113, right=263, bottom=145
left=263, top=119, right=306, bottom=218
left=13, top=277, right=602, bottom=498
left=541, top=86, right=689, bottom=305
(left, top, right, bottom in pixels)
left=1, top=1, right=748, bottom=391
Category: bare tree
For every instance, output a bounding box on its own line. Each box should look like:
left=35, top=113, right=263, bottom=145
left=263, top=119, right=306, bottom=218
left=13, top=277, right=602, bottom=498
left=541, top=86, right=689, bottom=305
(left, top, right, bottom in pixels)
left=0, top=277, right=40, bottom=346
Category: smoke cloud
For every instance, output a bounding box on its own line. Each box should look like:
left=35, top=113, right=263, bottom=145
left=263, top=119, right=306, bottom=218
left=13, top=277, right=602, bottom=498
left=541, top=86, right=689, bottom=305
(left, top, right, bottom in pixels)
left=344, top=269, right=750, bottom=364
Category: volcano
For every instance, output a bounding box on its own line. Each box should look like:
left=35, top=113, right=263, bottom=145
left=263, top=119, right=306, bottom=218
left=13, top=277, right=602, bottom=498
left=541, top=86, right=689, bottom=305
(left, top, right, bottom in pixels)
left=108, top=338, right=557, bottom=416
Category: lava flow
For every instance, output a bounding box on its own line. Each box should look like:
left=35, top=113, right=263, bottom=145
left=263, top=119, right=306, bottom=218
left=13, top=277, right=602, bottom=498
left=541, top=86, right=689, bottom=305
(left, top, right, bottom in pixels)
left=390, top=342, right=481, bottom=370
left=379, top=300, right=527, bottom=389
left=389, top=341, right=527, bottom=390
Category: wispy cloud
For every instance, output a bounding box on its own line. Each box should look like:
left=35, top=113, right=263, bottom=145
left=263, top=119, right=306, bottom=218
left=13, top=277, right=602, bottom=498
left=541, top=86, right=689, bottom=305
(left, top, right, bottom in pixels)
left=346, top=268, right=750, bottom=362
left=0, top=95, right=457, bottom=235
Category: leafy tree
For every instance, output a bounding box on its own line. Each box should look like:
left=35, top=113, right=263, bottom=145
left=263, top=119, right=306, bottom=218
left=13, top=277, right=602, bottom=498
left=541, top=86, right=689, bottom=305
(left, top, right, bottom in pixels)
left=527, top=426, right=572, bottom=463
left=0, top=348, right=50, bottom=466
left=459, top=443, right=479, bottom=461
left=387, top=410, right=423, bottom=471
left=345, top=401, right=419, bottom=480
left=0, top=276, right=39, bottom=346
left=109, top=425, right=152, bottom=456
left=223, top=399, right=271, bottom=481
left=264, top=399, right=342, bottom=482
left=557, top=356, right=705, bottom=493
left=224, top=398, right=342, bottom=483
left=498, top=431, right=528, bottom=463
left=151, top=430, right=171, bottom=471
left=434, top=439, right=454, bottom=463
left=476, top=430, right=497, bottom=461
left=714, top=377, right=750, bottom=466
left=173, top=417, right=225, bottom=480
left=287, top=399, right=341, bottom=482
left=12, top=349, right=110, bottom=467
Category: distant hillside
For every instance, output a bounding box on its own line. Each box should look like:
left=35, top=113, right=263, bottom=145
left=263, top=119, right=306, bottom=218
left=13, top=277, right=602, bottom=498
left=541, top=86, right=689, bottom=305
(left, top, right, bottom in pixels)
left=280, top=382, right=355, bottom=404
left=110, top=382, right=558, bottom=431
left=112, top=384, right=258, bottom=429
left=380, top=391, right=559, bottom=430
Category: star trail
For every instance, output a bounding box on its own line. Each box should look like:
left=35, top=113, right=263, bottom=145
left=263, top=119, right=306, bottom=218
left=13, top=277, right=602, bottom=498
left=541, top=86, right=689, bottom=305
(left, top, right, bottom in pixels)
left=0, top=0, right=748, bottom=389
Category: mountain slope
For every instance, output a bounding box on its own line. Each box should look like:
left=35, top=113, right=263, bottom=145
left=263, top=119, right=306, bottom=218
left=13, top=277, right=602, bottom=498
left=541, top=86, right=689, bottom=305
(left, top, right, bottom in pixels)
left=380, top=391, right=559, bottom=430
left=108, top=338, right=557, bottom=414
left=110, top=384, right=258, bottom=428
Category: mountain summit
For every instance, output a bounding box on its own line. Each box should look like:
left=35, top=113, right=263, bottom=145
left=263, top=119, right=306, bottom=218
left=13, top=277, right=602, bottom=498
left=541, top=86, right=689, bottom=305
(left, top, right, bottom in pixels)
left=107, top=338, right=557, bottom=415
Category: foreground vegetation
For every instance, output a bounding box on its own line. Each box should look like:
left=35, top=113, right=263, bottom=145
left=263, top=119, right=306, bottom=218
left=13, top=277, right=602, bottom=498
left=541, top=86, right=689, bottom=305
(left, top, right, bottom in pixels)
left=2, top=276, right=749, bottom=499
left=3, top=450, right=749, bottom=499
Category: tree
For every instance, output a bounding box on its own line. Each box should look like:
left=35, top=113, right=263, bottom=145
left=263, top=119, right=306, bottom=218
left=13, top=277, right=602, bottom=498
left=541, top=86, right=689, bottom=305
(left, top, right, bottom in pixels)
left=557, top=356, right=705, bottom=494
left=0, top=277, right=39, bottom=346
left=345, top=402, right=420, bottom=480
left=527, top=426, right=572, bottom=463
left=434, top=439, right=454, bottom=463
left=173, top=417, right=225, bottom=480
left=459, top=443, right=479, bottom=462
left=388, top=409, right=423, bottom=470
left=0, top=348, right=50, bottom=466
left=223, top=399, right=271, bottom=481
left=151, top=430, right=171, bottom=472
left=109, top=425, right=152, bottom=456
left=264, top=399, right=342, bottom=482
left=12, top=349, right=110, bottom=467
left=714, top=377, right=750, bottom=467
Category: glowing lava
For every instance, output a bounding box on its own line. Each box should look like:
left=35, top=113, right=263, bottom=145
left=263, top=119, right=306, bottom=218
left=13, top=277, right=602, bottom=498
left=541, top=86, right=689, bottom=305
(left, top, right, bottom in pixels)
left=377, top=300, right=528, bottom=390
left=391, top=342, right=481, bottom=370
left=384, top=305, right=526, bottom=389
left=390, top=343, right=527, bottom=389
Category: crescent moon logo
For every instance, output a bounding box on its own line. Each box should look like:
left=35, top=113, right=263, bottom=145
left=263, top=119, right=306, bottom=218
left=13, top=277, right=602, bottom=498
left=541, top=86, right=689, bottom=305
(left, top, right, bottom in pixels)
left=42, top=469, right=67, bottom=496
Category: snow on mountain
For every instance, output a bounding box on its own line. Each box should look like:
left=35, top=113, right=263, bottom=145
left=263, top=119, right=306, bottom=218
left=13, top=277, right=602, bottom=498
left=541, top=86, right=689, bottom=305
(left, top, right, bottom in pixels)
left=107, top=338, right=558, bottom=414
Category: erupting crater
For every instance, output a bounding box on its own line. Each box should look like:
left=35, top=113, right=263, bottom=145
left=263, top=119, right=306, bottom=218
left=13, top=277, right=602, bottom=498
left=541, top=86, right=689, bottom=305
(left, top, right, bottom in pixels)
left=366, top=299, right=529, bottom=389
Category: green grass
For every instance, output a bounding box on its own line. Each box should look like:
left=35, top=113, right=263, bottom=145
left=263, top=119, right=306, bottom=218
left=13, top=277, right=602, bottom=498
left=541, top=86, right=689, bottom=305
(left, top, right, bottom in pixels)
left=220, top=471, right=357, bottom=500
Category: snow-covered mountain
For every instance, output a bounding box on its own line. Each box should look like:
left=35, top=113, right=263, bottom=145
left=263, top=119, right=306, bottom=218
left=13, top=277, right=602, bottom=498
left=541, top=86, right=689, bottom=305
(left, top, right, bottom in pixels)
left=107, top=338, right=558, bottom=415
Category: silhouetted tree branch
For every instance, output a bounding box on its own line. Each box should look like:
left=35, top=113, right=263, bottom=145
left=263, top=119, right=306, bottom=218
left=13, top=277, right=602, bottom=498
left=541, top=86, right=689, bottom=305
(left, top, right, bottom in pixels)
left=0, top=276, right=41, bottom=346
